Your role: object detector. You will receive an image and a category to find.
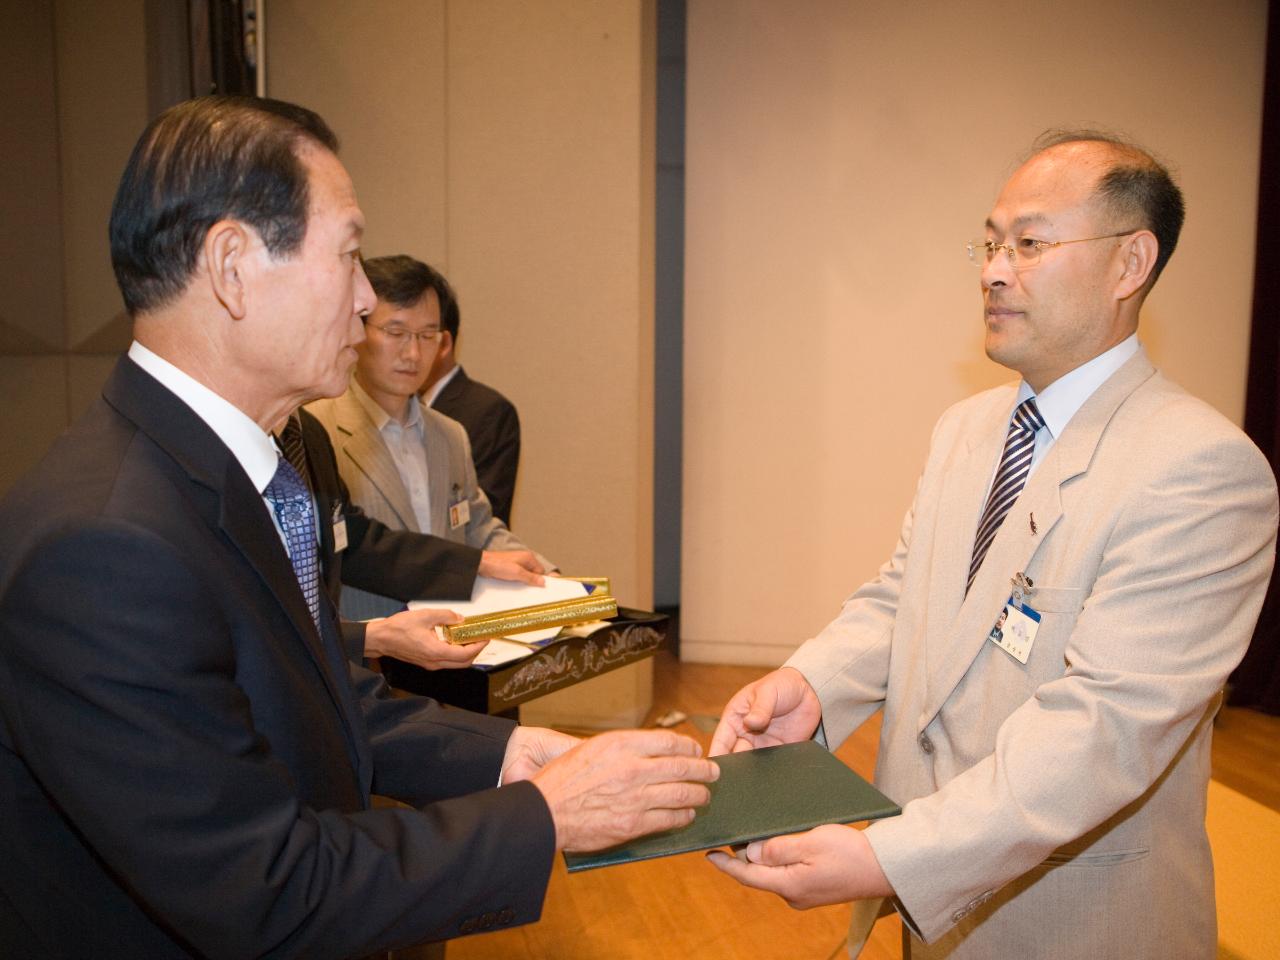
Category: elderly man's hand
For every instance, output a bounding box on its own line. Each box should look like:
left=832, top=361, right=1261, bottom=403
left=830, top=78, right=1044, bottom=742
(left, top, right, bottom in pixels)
left=529, top=729, right=720, bottom=852
left=709, top=667, right=823, bottom=757
left=501, top=726, right=582, bottom=783
left=363, top=608, right=480, bottom=669
left=478, top=549, right=546, bottom=587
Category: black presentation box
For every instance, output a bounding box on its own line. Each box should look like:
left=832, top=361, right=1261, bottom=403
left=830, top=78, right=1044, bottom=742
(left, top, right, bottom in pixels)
left=381, top=608, right=669, bottom=714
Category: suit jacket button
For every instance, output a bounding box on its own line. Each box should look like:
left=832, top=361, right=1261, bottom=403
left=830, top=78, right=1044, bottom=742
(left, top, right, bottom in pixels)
left=918, top=733, right=934, bottom=754
left=498, top=908, right=515, bottom=924
left=951, top=907, right=968, bottom=923
left=459, top=918, right=477, bottom=934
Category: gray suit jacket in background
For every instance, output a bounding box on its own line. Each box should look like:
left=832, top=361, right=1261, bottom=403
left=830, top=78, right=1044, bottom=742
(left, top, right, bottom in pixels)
left=307, top=389, right=554, bottom=621
left=787, top=350, right=1278, bottom=959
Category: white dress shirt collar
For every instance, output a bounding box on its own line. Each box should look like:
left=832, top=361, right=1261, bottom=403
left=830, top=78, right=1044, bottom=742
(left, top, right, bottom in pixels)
left=1017, top=333, right=1141, bottom=442
left=423, top=364, right=461, bottom=408
left=349, top=376, right=433, bottom=532
left=127, top=340, right=280, bottom=493
left=349, top=375, right=424, bottom=433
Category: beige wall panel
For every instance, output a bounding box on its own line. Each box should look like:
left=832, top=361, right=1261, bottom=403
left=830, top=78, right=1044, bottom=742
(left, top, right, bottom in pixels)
left=266, top=2, right=657, bottom=723
left=267, top=0, right=448, bottom=264
left=56, top=0, right=145, bottom=348
left=447, top=1, right=655, bottom=608
left=269, top=0, right=656, bottom=606
left=681, top=0, right=1267, bottom=663
left=1, top=0, right=64, bottom=352
left=0, top=358, right=69, bottom=494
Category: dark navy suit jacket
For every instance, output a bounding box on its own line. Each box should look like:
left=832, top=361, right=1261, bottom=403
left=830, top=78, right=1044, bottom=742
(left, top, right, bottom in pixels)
left=0, top=357, right=554, bottom=958
left=430, top=366, right=520, bottom=526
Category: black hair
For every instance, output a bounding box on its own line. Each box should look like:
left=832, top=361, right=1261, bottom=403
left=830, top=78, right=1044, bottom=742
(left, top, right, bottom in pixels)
left=1032, top=129, right=1186, bottom=284
left=361, top=254, right=459, bottom=338
left=109, top=95, right=339, bottom=315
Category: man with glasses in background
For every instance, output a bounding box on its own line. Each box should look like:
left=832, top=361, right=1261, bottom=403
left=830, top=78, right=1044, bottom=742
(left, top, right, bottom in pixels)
left=308, top=255, right=554, bottom=627
left=705, top=132, right=1278, bottom=959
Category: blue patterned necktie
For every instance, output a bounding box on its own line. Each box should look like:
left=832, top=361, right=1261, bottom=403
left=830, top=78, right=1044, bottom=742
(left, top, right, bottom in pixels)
left=264, top=456, right=321, bottom=627
left=968, top=397, right=1046, bottom=592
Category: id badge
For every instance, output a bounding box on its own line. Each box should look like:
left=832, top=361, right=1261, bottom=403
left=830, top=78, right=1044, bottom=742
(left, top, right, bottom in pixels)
left=331, top=502, right=348, bottom=553
left=988, top=596, right=1041, bottom=664
left=449, top=498, right=471, bottom=531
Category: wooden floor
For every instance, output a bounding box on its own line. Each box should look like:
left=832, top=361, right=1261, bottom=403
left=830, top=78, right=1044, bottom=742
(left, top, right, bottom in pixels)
left=450, top=652, right=1280, bottom=960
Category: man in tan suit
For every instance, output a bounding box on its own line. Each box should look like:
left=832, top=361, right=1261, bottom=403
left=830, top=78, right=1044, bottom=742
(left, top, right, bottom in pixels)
left=707, top=132, right=1278, bottom=958
left=307, top=255, right=554, bottom=624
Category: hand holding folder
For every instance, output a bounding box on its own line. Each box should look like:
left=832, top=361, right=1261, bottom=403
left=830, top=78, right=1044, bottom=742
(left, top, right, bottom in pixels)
left=664, top=669, right=900, bottom=906
left=508, top=728, right=721, bottom=854
left=709, top=666, right=825, bottom=756
left=706, top=812, right=898, bottom=909
left=564, top=741, right=899, bottom=872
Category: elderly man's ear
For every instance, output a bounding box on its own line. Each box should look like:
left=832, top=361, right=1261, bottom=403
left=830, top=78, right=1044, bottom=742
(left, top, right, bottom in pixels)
left=205, top=220, right=255, bottom=320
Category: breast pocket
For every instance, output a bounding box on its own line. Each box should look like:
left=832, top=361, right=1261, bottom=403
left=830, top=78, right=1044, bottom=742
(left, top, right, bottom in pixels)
left=1029, top=586, right=1086, bottom=614
left=1024, top=586, right=1086, bottom=685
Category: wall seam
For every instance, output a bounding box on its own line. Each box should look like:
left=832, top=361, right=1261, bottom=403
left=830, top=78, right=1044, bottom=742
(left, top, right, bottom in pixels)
left=442, top=0, right=451, bottom=273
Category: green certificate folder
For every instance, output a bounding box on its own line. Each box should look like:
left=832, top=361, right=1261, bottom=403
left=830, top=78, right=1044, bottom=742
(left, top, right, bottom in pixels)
left=564, top=740, right=900, bottom=873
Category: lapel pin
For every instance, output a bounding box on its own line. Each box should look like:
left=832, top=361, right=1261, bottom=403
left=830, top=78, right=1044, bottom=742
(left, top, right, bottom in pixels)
left=1029, top=512, right=1037, bottom=535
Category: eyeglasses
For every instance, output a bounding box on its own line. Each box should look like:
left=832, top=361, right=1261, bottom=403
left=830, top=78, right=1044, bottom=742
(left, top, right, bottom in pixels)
left=966, top=229, right=1140, bottom=269
left=365, top=320, right=441, bottom=345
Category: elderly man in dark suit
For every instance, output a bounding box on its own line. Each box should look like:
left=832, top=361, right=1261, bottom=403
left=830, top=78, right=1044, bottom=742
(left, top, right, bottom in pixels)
left=0, top=95, right=716, bottom=959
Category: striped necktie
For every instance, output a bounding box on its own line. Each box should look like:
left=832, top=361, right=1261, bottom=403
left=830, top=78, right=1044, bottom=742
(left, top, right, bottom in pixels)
left=968, top=397, right=1046, bottom=591
left=264, top=456, right=321, bottom=627
left=279, top=412, right=311, bottom=491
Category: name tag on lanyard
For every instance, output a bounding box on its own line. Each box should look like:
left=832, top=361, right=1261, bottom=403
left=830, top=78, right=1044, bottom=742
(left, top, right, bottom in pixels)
left=331, top=501, right=348, bottom=552
left=988, top=596, right=1041, bottom=664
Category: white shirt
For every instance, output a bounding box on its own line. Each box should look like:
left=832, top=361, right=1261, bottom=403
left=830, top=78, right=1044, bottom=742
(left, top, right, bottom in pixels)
left=1019, top=333, right=1141, bottom=478
left=127, top=341, right=293, bottom=550
left=128, top=341, right=280, bottom=490
left=422, top=364, right=461, bottom=408
left=350, top=378, right=434, bottom=534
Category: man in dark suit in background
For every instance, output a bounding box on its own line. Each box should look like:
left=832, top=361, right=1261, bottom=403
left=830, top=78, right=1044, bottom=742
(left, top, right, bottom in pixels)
left=419, top=273, right=523, bottom=525
left=0, top=95, right=716, bottom=959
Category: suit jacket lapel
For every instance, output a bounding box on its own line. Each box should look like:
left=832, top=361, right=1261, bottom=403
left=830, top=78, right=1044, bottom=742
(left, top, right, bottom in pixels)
left=333, top=390, right=420, bottom=532
left=432, top=365, right=470, bottom=410
left=216, top=466, right=339, bottom=671
left=104, top=361, right=324, bottom=656
left=917, top=384, right=1018, bottom=713
left=218, top=473, right=372, bottom=794
left=103, top=359, right=368, bottom=778
left=922, top=350, right=1158, bottom=725
left=421, top=403, right=454, bottom=537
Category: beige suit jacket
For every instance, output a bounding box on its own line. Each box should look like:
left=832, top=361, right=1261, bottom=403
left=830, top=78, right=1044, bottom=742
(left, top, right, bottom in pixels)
left=788, top=351, right=1277, bottom=959
left=306, top=389, right=553, bottom=621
